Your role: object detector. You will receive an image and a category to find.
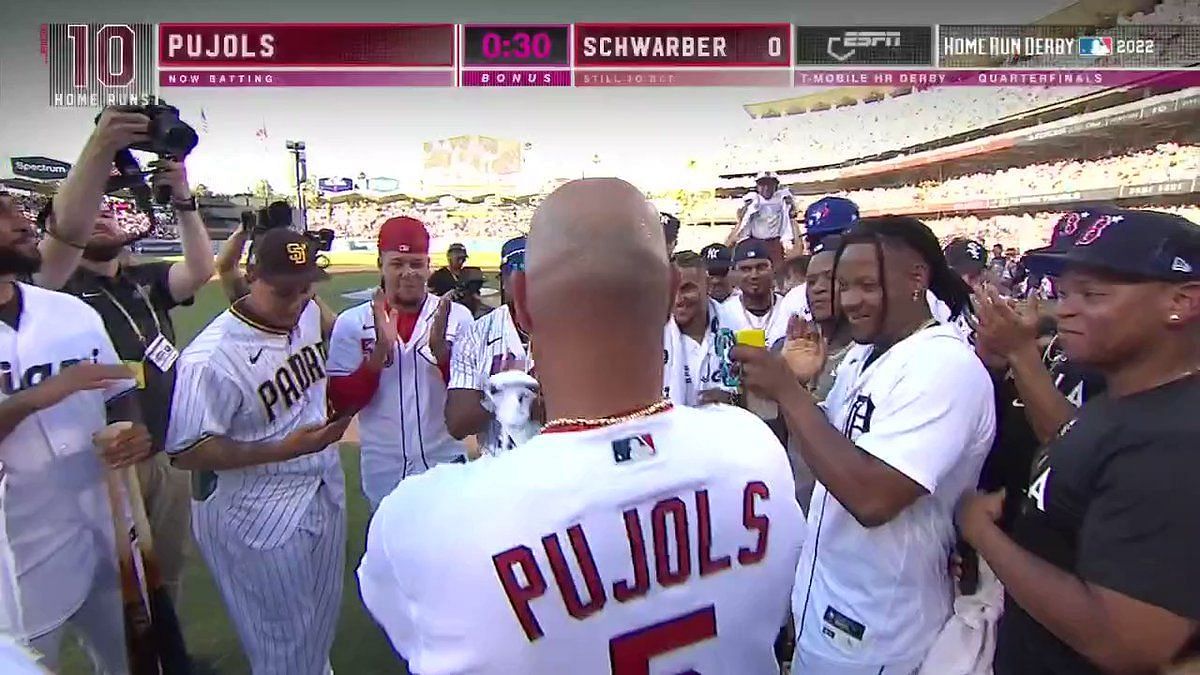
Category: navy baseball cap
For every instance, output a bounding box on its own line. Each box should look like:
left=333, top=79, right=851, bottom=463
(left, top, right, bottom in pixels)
left=804, top=197, right=860, bottom=240
left=500, top=236, right=526, bottom=274
left=1023, top=209, right=1200, bottom=282
left=1025, top=206, right=1122, bottom=258
left=700, top=243, right=732, bottom=274
left=943, top=238, right=988, bottom=275
left=733, top=239, right=770, bottom=265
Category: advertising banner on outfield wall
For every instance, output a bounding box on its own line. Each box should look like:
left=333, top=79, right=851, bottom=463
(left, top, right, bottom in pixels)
left=988, top=187, right=1120, bottom=209
left=10, top=156, right=71, bottom=180
left=1119, top=179, right=1197, bottom=199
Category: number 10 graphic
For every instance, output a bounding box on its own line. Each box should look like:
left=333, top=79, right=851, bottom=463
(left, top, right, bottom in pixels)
left=67, top=24, right=136, bottom=87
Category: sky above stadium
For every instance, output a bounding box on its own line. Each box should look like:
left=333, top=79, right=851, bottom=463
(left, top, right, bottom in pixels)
left=0, top=0, right=1073, bottom=195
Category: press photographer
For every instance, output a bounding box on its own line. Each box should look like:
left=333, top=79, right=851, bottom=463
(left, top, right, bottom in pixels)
left=23, top=108, right=159, bottom=290
left=214, top=200, right=337, bottom=332
left=52, top=103, right=215, bottom=614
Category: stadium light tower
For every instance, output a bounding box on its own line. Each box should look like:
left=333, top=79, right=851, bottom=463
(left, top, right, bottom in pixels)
left=286, top=140, right=308, bottom=231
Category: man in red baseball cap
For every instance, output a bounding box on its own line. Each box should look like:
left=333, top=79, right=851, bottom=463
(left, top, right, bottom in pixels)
left=326, top=216, right=475, bottom=510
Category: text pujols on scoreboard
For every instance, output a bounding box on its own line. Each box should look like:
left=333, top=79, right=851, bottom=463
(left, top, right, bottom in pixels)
left=157, top=24, right=456, bottom=87
left=573, top=24, right=792, bottom=87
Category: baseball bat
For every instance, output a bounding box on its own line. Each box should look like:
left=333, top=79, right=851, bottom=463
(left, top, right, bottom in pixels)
left=120, top=466, right=192, bottom=675
left=104, top=469, right=159, bottom=675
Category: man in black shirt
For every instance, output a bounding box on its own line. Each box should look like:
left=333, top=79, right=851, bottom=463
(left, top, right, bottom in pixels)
left=958, top=209, right=1200, bottom=674
left=428, top=241, right=469, bottom=295
left=973, top=212, right=1110, bottom=530
left=58, top=157, right=214, bottom=605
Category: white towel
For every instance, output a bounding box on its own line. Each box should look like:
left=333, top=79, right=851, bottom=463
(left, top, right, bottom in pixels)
left=917, top=560, right=1004, bottom=675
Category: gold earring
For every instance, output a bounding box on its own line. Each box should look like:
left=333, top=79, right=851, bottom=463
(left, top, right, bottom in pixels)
left=912, top=289, right=922, bottom=302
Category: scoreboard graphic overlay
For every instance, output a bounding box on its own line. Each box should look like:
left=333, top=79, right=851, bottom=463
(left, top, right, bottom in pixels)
left=40, top=22, right=1200, bottom=103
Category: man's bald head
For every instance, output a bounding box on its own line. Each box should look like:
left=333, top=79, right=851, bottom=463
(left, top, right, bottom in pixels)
left=515, top=178, right=672, bottom=335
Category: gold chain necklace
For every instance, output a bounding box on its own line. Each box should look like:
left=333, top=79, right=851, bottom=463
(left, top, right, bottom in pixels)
left=542, top=399, right=674, bottom=433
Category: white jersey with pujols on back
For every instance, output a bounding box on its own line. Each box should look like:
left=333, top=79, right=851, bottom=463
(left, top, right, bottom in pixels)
left=327, top=293, right=473, bottom=508
left=792, top=323, right=995, bottom=669
left=0, top=283, right=134, bottom=673
left=358, top=404, right=806, bottom=675
left=165, top=300, right=345, bottom=675
left=448, top=304, right=532, bottom=457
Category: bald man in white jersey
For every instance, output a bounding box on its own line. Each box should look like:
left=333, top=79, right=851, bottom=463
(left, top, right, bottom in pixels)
left=359, top=178, right=806, bottom=674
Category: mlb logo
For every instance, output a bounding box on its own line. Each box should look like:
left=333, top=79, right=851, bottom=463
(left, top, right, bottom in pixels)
left=1079, top=36, right=1113, bottom=56
left=612, top=434, right=657, bottom=464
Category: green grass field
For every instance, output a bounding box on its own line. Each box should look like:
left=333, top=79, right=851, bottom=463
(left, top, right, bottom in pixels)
left=63, top=270, right=413, bottom=675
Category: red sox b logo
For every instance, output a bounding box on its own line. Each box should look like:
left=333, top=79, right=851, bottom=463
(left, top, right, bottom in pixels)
left=1076, top=214, right=1122, bottom=246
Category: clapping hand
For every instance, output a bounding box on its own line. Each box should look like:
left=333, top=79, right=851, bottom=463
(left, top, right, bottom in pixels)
left=369, top=289, right=397, bottom=367
left=781, top=314, right=827, bottom=385
left=973, top=283, right=1040, bottom=362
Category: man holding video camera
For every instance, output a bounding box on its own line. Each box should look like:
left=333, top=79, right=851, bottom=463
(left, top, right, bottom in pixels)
left=214, top=202, right=337, bottom=333
left=48, top=105, right=216, bottom=606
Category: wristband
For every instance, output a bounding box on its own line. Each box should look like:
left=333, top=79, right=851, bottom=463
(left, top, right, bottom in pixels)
left=171, top=196, right=198, bottom=212
left=45, top=226, right=88, bottom=250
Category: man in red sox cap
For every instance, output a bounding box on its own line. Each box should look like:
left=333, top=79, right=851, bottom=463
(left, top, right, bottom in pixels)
left=326, top=216, right=475, bottom=510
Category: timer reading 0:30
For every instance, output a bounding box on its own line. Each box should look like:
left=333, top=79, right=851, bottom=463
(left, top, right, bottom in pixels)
left=481, top=31, right=554, bottom=60
left=462, top=25, right=569, bottom=65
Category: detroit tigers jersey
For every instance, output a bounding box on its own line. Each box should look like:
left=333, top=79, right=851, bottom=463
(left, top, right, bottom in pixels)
left=0, top=284, right=135, bottom=638
left=328, top=294, right=472, bottom=507
left=165, top=300, right=341, bottom=549
left=449, top=304, right=533, bottom=457
left=792, top=323, right=995, bottom=666
left=359, top=404, right=805, bottom=675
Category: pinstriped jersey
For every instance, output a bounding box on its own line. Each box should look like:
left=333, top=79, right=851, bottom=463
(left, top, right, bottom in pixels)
left=165, top=300, right=341, bottom=549
left=448, top=305, right=532, bottom=457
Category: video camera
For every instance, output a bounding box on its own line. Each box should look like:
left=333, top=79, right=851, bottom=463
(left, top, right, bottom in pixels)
left=454, top=267, right=485, bottom=302
left=99, top=101, right=199, bottom=226
left=246, top=200, right=336, bottom=257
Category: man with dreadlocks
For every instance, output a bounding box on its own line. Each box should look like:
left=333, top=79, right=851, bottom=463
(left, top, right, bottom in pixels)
left=732, top=215, right=997, bottom=674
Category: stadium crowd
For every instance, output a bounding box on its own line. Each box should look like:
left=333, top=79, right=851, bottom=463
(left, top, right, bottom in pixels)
left=715, top=87, right=1096, bottom=172
left=819, top=143, right=1199, bottom=212
left=297, top=143, right=1198, bottom=260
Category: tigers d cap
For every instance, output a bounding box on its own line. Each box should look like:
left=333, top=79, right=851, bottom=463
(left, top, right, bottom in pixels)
left=1023, top=209, right=1200, bottom=282
left=250, top=228, right=329, bottom=283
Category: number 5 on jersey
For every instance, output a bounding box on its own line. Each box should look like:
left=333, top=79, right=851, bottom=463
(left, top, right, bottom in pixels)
left=610, top=606, right=717, bottom=675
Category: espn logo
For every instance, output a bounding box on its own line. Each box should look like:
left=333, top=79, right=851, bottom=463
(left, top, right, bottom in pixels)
left=1078, top=36, right=1113, bottom=56
left=828, top=31, right=901, bottom=61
